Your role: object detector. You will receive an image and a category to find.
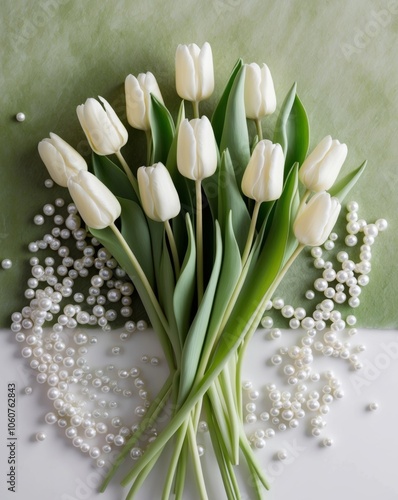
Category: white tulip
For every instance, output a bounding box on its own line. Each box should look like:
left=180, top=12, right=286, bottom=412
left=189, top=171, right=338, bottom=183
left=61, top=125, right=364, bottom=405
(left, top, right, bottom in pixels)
left=137, top=163, right=180, bottom=222
left=241, top=140, right=284, bottom=202
left=67, top=170, right=121, bottom=229
left=244, top=63, right=277, bottom=120
left=38, top=133, right=87, bottom=187
left=299, top=135, right=348, bottom=192
left=293, top=192, right=341, bottom=247
left=177, top=116, right=218, bottom=181
left=125, top=72, right=164, bottom=131
left=175, top=42, right=214, bottom=102
left=76, top=96, right=128, bottom=155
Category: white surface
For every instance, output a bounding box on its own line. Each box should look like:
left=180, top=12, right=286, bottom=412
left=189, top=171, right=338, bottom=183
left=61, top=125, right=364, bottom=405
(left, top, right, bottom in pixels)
left=1, top=327, right=398, bottom=500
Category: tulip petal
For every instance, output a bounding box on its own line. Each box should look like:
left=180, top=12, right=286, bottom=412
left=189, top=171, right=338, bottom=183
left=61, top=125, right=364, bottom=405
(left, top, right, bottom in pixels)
left=177, top=119, right=197, bottom=180
left=176, top=45, right=197, bottom=101
left=197, top=42, right=214, bottom=101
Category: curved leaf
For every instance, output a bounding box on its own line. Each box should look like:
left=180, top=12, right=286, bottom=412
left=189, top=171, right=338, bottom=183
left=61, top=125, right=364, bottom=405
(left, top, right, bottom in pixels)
left=329, top=160, right=367, bottom=202
left=91, top=152, right=138, bottom=202
left=158, top=236, right=180, bottom=360
left=211, top=58, right=244, bottom=146
left=217, top=149, right=251, bottom=253
left=173, top=214, right=196, bottom=343
left=149, top=94, right=175, bottom=165
left=118, top=197, right=155, bottom=290
left=220, top=65, right=251, bottom=187
left=274, top=84, right=310, bottom=178
left=177, top=222, right=223, bottom=404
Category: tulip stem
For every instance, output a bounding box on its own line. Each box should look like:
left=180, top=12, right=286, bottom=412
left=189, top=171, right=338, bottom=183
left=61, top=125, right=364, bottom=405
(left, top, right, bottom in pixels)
left=115, top=150, right=140, bottom=198
left=195, top=180, right=204, bottom=303
left=255, top=119, right=263, bottom=141
left=165, top=220, right=180, bottom=279
left=241, top=200, right=261, bottom=266
left=192, top=100, right=200, bottom=119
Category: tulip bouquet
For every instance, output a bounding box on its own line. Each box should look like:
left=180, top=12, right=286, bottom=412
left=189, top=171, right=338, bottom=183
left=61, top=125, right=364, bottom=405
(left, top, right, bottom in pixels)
left=38, top=42, right=365, bottom=499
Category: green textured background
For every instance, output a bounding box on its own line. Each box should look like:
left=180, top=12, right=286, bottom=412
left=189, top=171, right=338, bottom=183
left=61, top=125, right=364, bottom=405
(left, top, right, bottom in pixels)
left=0, top=0, right=397, bottom=328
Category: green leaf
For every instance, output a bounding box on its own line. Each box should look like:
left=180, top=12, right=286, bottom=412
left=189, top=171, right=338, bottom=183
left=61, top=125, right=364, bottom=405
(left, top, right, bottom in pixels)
left=173, top=215, right=196, bottom=344
left=201, top=212, right=242, bottom=359
left=274, top=84, right=310, bottom=178
left=158, top=236, right=180, bottom=360
left=91, top=152, right=138, bottom=202
left=329, top=160, right=367, bottom=202
left=220, top=65, right=251, bottom=188
left=217, top=149, right=251, bottom=254
left=118, top=197, right=155, bottom=290
left=211, top=58, right=244, bottom=146
left=149, top=94, right=175, bottom=165
left=177, top=222, right=223, bottom=404
left=240, top=165, right=299, bottom=313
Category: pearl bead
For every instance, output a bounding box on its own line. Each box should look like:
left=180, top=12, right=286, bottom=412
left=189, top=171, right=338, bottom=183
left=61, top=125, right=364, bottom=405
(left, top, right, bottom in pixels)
left=16, top=112, right=26, bottom=122
left=305, top=290, right=315, bottom=300
left=345, top=235, right=357, bottom=247
left=36, top=432, right=46, bottom=442
left=261, top=316, right=273, bottom=328
left=277, top=450, right=288, bottom=461
left=323, top=437, right=333, bottom=447
left=369, top=402, right=379, bottom=411
left=375, top=218, right=388, bottom=231
left=1, top=258, right=13, bottom=269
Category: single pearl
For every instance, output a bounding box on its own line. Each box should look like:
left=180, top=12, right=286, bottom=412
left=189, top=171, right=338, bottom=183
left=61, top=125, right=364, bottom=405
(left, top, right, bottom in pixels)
left=16, top=112, right=26, bottom=122
left=375, top=218, right=388, bottom=231
left=323, top=437, right=334, bottom=447
left=277, top=450, right=288, bottom=461
left=305, top=290, right=315, bottom=300
left=369, top=402, right=379, bottom=411
left=36, top=432, right=46, bottom=442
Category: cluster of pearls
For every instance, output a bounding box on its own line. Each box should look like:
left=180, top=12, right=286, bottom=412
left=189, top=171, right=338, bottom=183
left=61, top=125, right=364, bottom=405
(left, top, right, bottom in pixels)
left=249, top=202, right=386, bottom=451
left=13, top=181, right=162, bottom=467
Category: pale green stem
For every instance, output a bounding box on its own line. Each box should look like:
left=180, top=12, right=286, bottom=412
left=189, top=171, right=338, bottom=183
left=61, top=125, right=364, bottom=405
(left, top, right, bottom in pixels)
left=195, top=180, right=204, bottom=303
left=241, top=200, right=261, bottom=267
left=161, top=420, right=189, bottom=500
left=164, top=220, right=180, bottom=278
left=187, top=417, right=209, bottom=500
left=298, top=188, right=311, bottom=213
left=254, top=118, right=263, bottom=141
left=145, top=129, right=152, bottom=166
left=235, top=244, right=305, bottom=415
left=192, top=100, right=200, bottom=119
left=125, top=449, right=163, bottom=500
left=174, top=441, right=188, bottom=500
left=218, top=367, right=240, bottom=465
left=115, top=150, right=140, bottom=198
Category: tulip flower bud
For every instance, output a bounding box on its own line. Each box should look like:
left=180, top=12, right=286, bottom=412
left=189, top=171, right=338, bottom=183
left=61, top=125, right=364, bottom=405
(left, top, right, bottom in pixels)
left=299, top=135, right=348, bottom=192
left=293, top=192, right=341, bottom=247
left=67, top=170, right=121, bottom=229
left=38, top=133, right=87, bottom=187
left=177, top=116, right=218, bottom=181
left=175, top=42, right=214, bottom=102
left=76, top=96, right=128, bottom=155
left=137, top=163, right=181, bottom=222
left=244, top=63, right=277, bottom=120
left=125, top=72, right=164, bottom=131
left=241, top=140, right=284, bottom=202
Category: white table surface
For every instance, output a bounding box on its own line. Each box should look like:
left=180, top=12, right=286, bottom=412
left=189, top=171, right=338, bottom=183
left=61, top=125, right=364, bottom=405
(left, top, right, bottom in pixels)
left=1, top=327, right=397, bottom=500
